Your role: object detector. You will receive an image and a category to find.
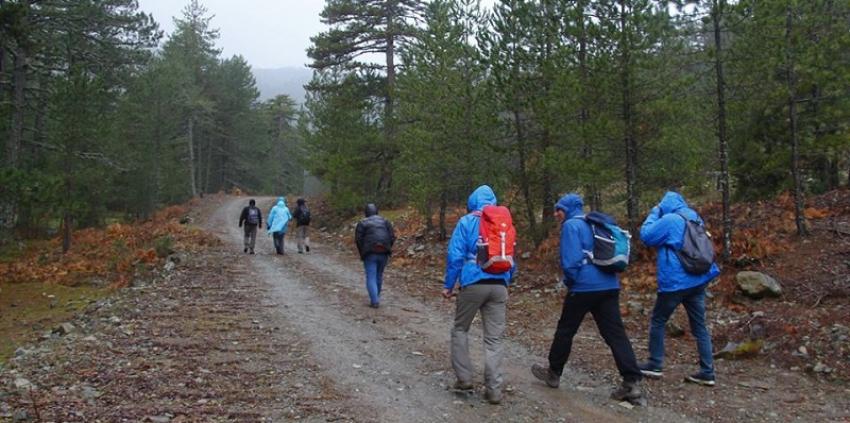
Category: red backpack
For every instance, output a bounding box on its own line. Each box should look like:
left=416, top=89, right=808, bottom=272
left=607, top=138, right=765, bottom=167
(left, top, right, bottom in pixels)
left=474, top=205, right=516, bottom=274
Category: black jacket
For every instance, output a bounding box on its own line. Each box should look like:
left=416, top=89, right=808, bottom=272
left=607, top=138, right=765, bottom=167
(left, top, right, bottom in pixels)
left=355, top=214, right=396, bottom=260
left=239, top=206, right=263, bottom=227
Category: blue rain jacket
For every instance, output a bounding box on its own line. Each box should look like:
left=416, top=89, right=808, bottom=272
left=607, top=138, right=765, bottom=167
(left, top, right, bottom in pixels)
left=640, top=191, right=720, bottom=293
left=267, top=198, right=292, bottom=234
left=556, top=194, right=620, bottom=292
left=444, top=185, right=515, bottom=290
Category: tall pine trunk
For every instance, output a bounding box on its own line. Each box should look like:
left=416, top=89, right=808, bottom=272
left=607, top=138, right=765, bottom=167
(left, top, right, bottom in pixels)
left=785, top=6, right=808, bottom=236
left=378, top=6, right=396, bottom=201
left=514, top=110, right=538, bottom=244
left=577, top=0, right=600, bottom=211
left=713, top=0, right=732, bottom=260
left=620, top=0, right=639, bottom=233
left=187, top=113, right=198, bottom=197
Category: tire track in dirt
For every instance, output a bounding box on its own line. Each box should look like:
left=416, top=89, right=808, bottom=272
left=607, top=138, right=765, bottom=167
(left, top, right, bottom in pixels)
left=211, top=196, right=691, bottom=422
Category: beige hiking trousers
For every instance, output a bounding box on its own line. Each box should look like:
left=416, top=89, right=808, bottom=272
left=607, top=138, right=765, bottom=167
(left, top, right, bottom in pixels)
left=451, top=283, right=507, bottom=392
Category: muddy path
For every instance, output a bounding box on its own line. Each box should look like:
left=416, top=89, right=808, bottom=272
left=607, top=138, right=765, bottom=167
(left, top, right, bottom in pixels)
left=208, top=196, right=691, bottom=422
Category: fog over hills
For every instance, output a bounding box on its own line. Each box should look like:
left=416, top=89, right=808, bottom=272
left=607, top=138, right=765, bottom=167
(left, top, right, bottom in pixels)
left=252, top=67, right=313, bottom=103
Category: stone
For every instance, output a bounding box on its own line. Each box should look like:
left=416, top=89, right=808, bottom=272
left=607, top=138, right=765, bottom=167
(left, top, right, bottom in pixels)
left=53, top=322, right=75, bottom=335
left=813, top=362, right=832, bottom=374
left=521, top=252, right=532, bottom=260
left=12, top=409, right=29, bottom=422
left=736, top=271, right=782, bottom=298
left=627, top=301, right=644, bottom=316
left=713, top=339, right=763, bottom=359
left=164, top=261, right=176, bottom=272
left=414, top=244, right=425, bottom=252
left=81, top=385, right=101, bottom=400
left=666, top=321, right=686, bottom=337
left=13, top=348, right=27, bottom=358
left=14, top=378, right=33, bottom=391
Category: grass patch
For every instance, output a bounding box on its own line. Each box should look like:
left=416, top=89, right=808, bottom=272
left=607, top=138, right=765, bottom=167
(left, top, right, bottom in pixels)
left=0, top=281, right=109, bottom=363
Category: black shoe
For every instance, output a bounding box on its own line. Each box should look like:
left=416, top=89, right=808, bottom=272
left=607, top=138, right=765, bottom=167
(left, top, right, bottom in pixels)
left=638, top=362, right=663, bottom=379
left=249, top=249, right=255, bottom=255
left=369, top=303, right=380, bottom=309
left=611, top=380, right=647, bottom=406
left=306, top=246, right=310, bottom=253
left=451, top=380, right=473, bottom=391
left=531, top=364, right=560, bottom=388
left=298, top=250, right=303, bottom=254
left=244, top=247, right=248, bottom=253
left=485, top=389, right=502, bottom=405
left=685, top=373, right=716, bottom=387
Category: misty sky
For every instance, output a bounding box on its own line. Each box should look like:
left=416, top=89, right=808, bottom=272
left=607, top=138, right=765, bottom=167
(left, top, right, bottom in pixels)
left=137, top=0, right=496, bottom=70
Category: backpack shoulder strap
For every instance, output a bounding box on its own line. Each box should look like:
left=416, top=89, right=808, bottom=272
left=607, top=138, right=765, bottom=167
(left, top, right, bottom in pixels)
left=674, top=210, right=702, bottom=225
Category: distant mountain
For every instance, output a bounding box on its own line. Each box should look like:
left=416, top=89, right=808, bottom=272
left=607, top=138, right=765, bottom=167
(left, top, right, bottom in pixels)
left=252, top=67, right=313, bottom=103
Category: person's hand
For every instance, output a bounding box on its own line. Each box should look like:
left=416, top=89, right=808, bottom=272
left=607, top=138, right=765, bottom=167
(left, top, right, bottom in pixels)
left=442, top=288, right=453, bottom=299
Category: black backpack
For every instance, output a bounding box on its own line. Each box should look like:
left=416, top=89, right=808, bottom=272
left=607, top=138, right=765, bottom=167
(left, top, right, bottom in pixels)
left=675, top=212, right=715, bottom=274
left=246, top=207, right=260, bottom=225
left=297, top=206, right=311, bottom=225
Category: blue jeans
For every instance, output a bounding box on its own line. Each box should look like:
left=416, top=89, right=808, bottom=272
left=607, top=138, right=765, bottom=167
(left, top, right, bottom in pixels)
left=647, top=283, right=715, bottom=378
left=363, top=253, right=389, bottom=306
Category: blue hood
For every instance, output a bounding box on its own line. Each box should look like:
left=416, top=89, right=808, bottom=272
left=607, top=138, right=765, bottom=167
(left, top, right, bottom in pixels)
left=555, top=194, right=584, bottom=219
left=467, top=185, right=497, bottom=212
left=659, top=191, right=687, bottom=215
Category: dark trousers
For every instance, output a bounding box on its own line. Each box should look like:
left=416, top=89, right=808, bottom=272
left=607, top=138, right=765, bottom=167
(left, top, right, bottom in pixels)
left=272, top=232, right=285, bottom=254
left=547, top=289, right=642, bottom=383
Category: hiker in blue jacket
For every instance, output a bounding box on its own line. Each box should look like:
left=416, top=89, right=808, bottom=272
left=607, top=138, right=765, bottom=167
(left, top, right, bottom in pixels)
left=443, top=185, right=514, bottom=405
left=267, top=197, right=292, bottom=255
left=531, top=193, right=645, bottom=405
left=638, top=191, right=720, bottom=386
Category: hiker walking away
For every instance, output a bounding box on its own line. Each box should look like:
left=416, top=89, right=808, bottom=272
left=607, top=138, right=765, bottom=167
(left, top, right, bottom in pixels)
left=531, top=193, right=646, bottom=406
left=638, top=191, right=720, bottom=386
left=238, top=199, right=263, bottom=254
left=293, top=198, right=312, bottom=254
left=354, top=203, right=396, bottom=308
left=443, top=185, right=516, bottom=405
left=267, top=197, right=292, bottom=255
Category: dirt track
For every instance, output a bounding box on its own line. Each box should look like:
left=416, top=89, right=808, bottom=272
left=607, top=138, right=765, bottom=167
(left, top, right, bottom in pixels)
left=0, top=196, right=699, bottom=422
left=202, top=196, right=693, bottom=422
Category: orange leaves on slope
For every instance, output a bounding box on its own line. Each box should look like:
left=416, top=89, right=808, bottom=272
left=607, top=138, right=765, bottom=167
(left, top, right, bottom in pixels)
left=0, top=204, right=217, bottom=287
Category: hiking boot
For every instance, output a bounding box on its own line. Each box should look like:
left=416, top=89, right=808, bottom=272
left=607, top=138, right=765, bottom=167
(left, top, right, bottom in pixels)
left=638, top=362, right=663, bottom=379
left=485, top=389, right=502, bottom=405
left=369, top=303, right=380, bottom=309
left=452, top=380, right=473, bottom=391
left=531, top=364, right=559, bottom=388
left=685, top=373, right=716, bottom=387
left=611, top=380, right=647, bottom=406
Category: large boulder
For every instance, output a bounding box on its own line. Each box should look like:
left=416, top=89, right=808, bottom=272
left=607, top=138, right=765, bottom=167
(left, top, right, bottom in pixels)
left=736, top=271, right=782, bottom=298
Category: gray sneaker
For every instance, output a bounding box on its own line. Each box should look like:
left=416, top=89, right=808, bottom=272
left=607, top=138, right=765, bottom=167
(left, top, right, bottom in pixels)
left=485, top=389, right=502, bottom=405
left=611, top=380, right=647, bottom=407
left=531, top=364, right=560, bottom=388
